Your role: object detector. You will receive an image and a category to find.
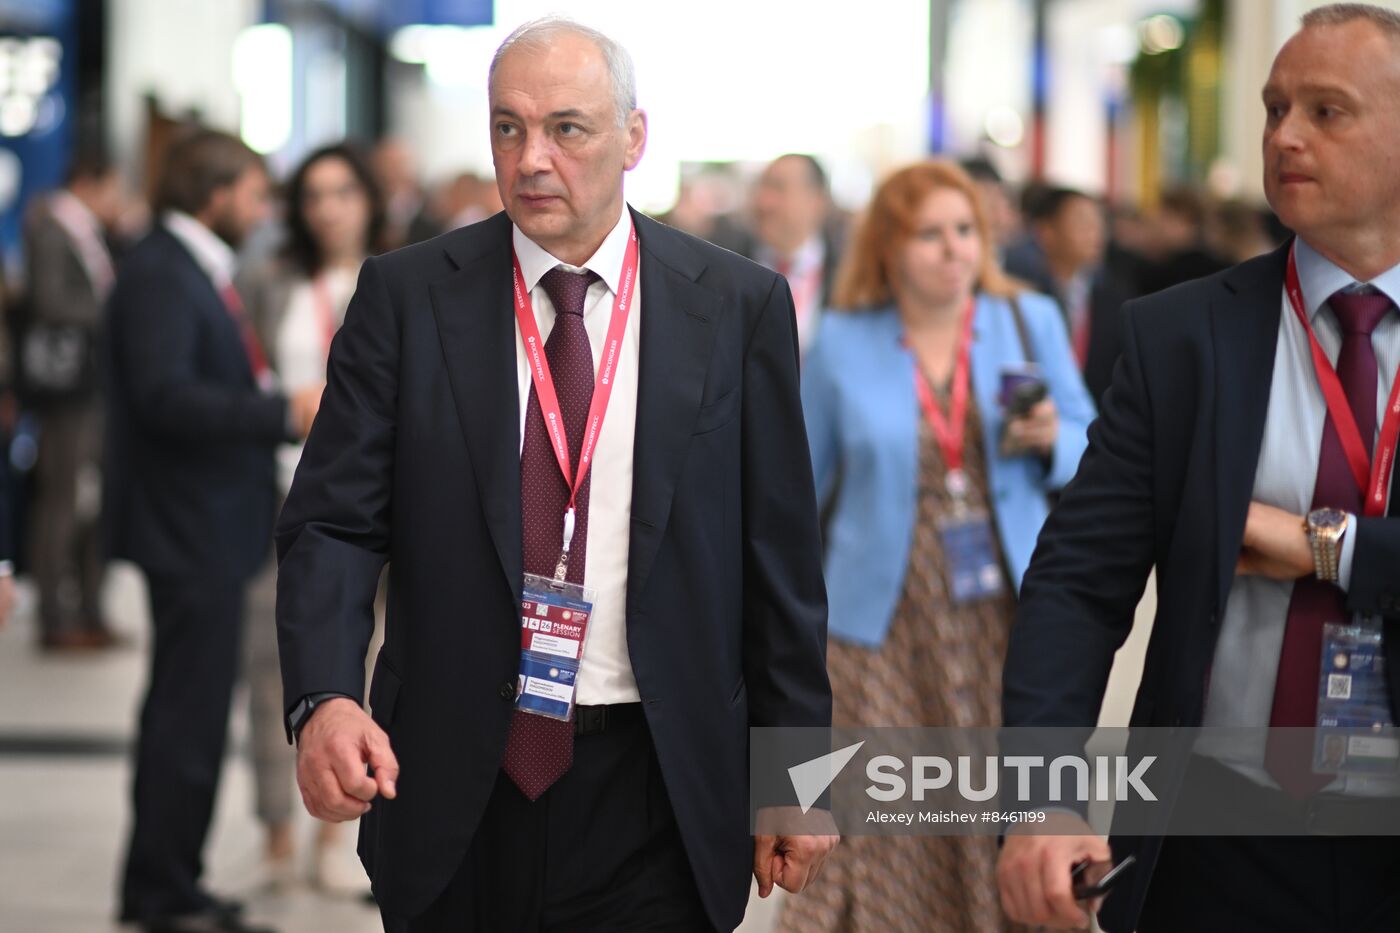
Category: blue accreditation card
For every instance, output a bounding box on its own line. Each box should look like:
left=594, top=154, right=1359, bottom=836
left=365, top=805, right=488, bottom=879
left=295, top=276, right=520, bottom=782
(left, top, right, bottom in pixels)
left=516, top=653, right=580, bottom=720
left=938, top=509, right=1006, bottom=605
left=1314, top=623, right=1399, bottom=775
left=515, top=573, right=594, bottom=723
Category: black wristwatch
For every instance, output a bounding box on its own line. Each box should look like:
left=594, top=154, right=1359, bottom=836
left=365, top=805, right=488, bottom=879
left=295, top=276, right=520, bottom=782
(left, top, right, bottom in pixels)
left=288, top=692, right=356, bottom=744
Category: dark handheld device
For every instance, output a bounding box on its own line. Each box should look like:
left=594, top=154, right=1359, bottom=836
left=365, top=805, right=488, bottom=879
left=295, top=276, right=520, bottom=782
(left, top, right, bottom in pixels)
left=1071, top=854, right=1136, bottom=900
left=1005, top=379, right=1049, bottom=419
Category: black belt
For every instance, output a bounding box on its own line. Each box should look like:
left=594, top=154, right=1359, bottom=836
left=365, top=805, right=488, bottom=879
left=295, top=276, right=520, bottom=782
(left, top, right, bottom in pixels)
left=573, top=702, right=643, bottom=736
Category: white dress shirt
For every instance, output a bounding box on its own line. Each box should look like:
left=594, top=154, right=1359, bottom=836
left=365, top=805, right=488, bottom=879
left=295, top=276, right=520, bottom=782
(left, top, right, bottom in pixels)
left=512, top=207, right=641, bottom=705
left=47, top=190, right=115, bottom=298
left=165, top=210, right=281, bottom=398
left=1200, top=238, right=1400, bottom=794
left=163, top=210, right=237, bottom=290
left=759, top=235, right=826, bottom=357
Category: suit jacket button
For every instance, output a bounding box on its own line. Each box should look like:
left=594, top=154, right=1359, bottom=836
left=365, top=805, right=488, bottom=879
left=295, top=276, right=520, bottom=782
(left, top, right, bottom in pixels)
left=498, top=681, right=516, bottom=701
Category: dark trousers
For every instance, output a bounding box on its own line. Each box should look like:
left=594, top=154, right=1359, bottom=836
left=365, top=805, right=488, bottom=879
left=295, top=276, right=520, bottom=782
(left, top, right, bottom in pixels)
left=31, top=403, right=104, bottom=638
left=1138, top=757, right=1400, bottom=932
left=1139, top=834, right=1400, bottom=932
left=119, top=574, right=247, bottom=922
left=382, top=706, right=715, bottom=933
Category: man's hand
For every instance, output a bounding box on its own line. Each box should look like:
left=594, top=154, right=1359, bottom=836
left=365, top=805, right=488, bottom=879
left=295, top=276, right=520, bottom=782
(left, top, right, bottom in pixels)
left=753, top=806, right=840, bottom=898
left=1236, top=501, right=1313, bottom=581
left=296, top=697, right=398, bottom=822
left=996, top=811, right=1111, bottom=929
left=1002, top=398, right=1060, bottom=459
left=290, top=383, right=326, bottom=440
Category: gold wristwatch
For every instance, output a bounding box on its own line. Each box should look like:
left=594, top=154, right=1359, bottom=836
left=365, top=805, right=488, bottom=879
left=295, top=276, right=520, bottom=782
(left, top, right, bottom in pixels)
left=1305, top=508, right=1348, bottom=583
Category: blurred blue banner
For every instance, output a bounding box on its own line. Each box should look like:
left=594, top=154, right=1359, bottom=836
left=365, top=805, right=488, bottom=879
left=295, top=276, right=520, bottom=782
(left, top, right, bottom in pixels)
left=381, top=0, right=493, bottom=29
left=0, top=0, right=74, bottom=272
left=0, top=0, right=68, bottom=30
left=317, top=0, right=493, bottom=31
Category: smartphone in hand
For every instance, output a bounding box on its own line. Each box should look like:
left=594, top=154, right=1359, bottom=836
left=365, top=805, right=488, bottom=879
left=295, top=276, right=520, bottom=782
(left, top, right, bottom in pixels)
left=1005, top=380, right=1049, bottom=419
left=1071, top=854, right=1136, bottom=900
left=1000, top=364, right=1048, bottom=419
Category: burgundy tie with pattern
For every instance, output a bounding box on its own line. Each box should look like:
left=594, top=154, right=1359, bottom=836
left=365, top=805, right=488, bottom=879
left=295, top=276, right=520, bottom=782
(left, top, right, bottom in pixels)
left=1265, top=288, right=1394, bottom=796
left=502, top=266, right=600, bottom=801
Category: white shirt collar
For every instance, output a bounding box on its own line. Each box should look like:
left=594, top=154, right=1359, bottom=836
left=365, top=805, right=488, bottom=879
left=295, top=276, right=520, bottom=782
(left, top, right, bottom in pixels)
left=796, top=234, right=826, bottom=270
left=163, top=210, right=237, bottom=288
left=512, top=205, right=632, bottom=297
left=49, top=190, right=100, bottom=234
left=1293, top=236, right=1400, bottom=322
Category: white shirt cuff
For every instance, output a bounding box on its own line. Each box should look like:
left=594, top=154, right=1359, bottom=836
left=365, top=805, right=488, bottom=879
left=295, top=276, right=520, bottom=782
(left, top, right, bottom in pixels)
left=1337, top=513, right=1356, bottom=592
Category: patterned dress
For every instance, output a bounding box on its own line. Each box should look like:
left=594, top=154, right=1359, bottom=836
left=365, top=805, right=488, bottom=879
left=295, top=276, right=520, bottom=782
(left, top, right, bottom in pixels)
left=778, top=389, right=1028, bottom=933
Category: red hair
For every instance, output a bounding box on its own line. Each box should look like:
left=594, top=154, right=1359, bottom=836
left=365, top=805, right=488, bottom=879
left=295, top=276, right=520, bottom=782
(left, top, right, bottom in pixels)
left=832, top=159, right=1021, bottom=310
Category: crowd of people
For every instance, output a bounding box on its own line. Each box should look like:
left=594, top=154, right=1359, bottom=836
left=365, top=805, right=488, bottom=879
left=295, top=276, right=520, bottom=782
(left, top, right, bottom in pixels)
left=3, top=139, right=1277, bottom=932
left=0, top=85, right=1279, bottom=659
left=11, top=4, right=1399, bottom=932
left=6, top=106, right=1281, bottom=933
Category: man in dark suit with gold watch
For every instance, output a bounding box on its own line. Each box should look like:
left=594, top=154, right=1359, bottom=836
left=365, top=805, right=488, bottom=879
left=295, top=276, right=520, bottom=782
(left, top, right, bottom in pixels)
left=998, top=5, right=1400, bottom=931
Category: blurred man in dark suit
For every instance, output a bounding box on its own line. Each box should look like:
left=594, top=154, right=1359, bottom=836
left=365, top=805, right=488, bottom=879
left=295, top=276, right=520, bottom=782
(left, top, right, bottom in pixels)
left=746, top=153, right=839, bottom=357
left=1138, top=186, right=1230, bottom=295
left=1005, top=186, right=1130, bottom=406
left=108, top=129, right=320, bottom=933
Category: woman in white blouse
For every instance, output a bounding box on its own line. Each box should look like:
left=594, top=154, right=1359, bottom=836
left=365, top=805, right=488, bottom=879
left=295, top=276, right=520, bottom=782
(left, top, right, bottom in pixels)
left=272, top=145, right=384, bottom=493
left=240, top=142, right=385, bottom=894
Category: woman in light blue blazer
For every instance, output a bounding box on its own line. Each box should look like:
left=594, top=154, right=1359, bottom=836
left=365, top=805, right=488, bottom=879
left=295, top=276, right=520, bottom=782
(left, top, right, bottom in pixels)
left=779, top=161, right=1097, bottom=933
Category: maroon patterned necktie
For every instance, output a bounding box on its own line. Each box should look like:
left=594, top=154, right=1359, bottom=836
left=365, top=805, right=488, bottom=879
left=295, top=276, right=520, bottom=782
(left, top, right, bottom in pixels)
left=1266, top=288, right=1394, bottom=796
left=502, top=265, right=600, bottom=801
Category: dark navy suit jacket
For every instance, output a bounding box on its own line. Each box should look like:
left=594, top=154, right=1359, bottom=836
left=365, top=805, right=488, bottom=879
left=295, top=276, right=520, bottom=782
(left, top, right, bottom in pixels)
left=104, top=226, right=286, bottom=581
left=1003, top=242, right=1400, bottom=932
left=275, top=210, right=831, bottom=929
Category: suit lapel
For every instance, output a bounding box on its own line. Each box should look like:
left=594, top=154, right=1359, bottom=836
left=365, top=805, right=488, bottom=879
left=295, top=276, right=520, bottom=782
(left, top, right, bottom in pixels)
left=157, top=227, right=256, bottom=387
left=626, top=212, right=722, bottom=613
left=426, top=211, right=722, bottom=607
left=430, top=215, right=523, bottom=598
left=1212, top=242, right=1289, bottom=610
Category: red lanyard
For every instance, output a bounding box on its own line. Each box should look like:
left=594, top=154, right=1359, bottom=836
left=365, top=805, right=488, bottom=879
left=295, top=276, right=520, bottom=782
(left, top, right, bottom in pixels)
left=1285, top=244, right=1400, bottom=516
left=787, top=262, right=823, bottom=323
left=312, top=275, right=339, bottom=357
left=911, top=297, right=976, bottom=485
left=512, top=225, right=639, bottom=573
